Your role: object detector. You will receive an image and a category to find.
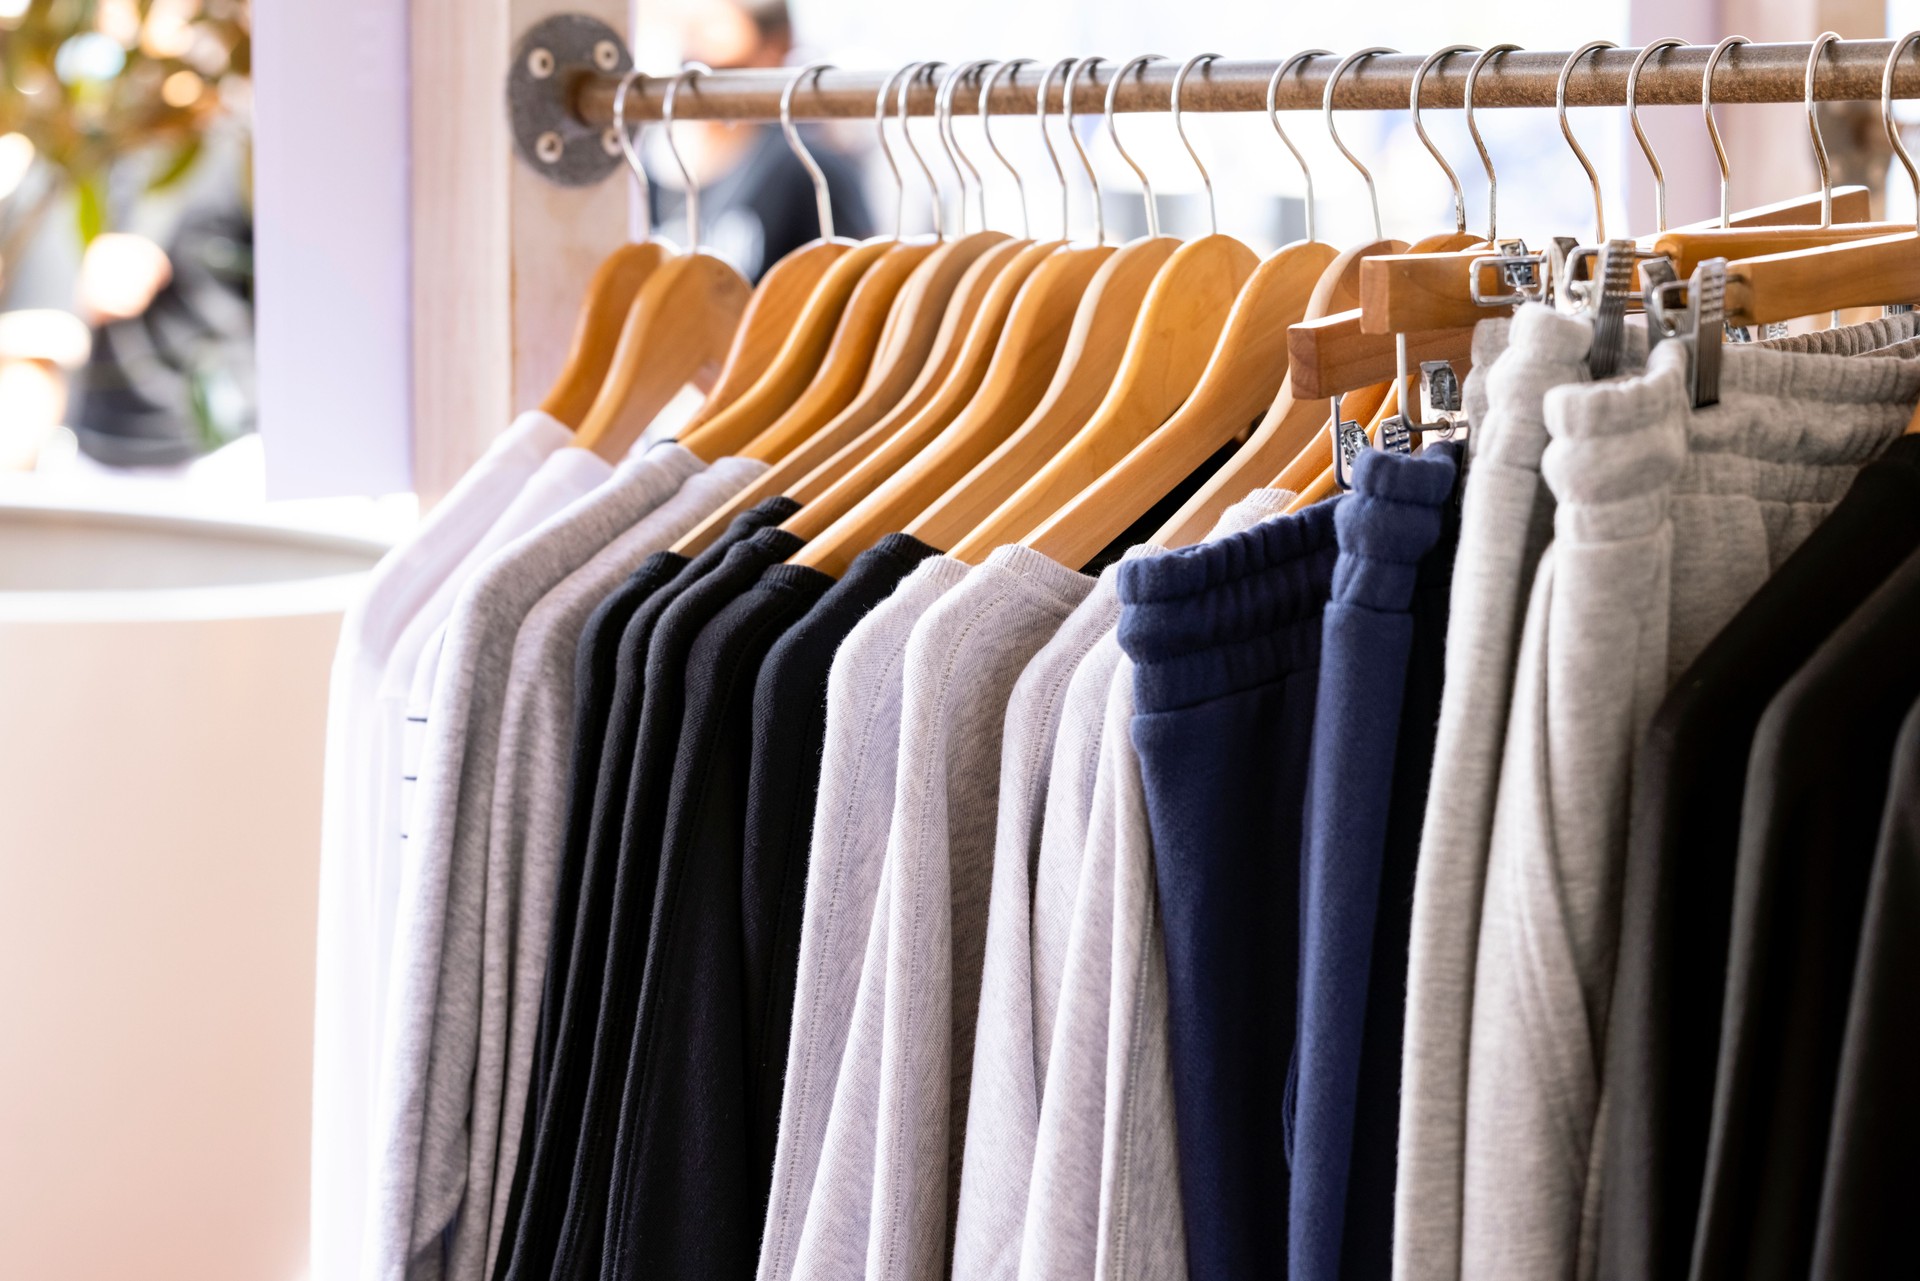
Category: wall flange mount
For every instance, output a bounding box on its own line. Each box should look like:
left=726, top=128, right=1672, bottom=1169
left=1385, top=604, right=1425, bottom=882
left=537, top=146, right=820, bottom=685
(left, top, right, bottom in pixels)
left=507, top=14, right=632, bottom=187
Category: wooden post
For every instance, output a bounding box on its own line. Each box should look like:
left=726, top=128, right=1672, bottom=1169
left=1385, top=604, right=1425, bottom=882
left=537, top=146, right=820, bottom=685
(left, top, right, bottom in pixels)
left=409, top=0, right=630, bottom=505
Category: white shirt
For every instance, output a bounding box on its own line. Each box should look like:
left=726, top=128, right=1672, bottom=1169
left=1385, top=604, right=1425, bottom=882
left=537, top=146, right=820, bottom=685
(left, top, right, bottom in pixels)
left=311, top=411, right=569, bottom=1281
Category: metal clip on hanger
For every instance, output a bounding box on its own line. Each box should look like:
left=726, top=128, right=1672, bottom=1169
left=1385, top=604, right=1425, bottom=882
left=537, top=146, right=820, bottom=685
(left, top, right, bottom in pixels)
left=1647, top=257, right=1727, bottom=408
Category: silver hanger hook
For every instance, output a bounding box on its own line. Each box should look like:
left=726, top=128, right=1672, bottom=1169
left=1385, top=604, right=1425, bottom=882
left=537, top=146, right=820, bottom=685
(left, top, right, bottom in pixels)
left=662, top=62, right=712, bottom=251
left=1325, top=47, right=1395, bottom=240
left=898, top=61, right=947, bottom=239
left=938, top=61, right=992, bottom=234
left=1465, top=44, right=1520, bottom=242
left=1628, top=38, right=1685, bottom=232
left=1106, top=55, right=1166, bottom=238
left=1703, top=35, right=1750, bottom=229
left=611, top=70, right=654, bottom=241
left=1171, top=54, right=1221, bottom=235
left=781, top=63, right=836, bottom=240
left=873, top=64, right=913, bottom=239
left=982, top=59, right=1033, bottom=239
left=1411, top=45, right=1477, bottom=236
left=1557, top=40, right=1616, bottom=243
left=1883, top=33, right=1920, bottom=214
left=1268, top=50, right=1329, bottom=244
left=1806, top=31, right=1842, bottom=227
left=1066, top=56, right=1107, bottom=243
left=1036, top=59, right=1073, bottom=239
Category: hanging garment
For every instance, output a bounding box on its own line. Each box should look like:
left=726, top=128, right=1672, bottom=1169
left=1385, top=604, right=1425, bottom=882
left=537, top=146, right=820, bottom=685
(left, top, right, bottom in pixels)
left=1597, top=433, right=1920, bottom=1281
left=392, top=446, right=618, bottom=873
left=1291, top=443, right=1460, bottom=1281
left=456, top=457, right=767, bottom=1280
left=371, top=443, right=705, bottom=1281
left=1392, top=315, right=1560, bottom=1281
left=553, top=522, right=809, bottom=1281
left=743, top=535, right=943, bottom=1195
left=768, top=554, right=971, bottom=1281
left=600, top=550, right=835, bottom=1280
left=1459, top=317, right=1920, bottom=1281
left=861, top=548, right=1095, bottom=1281
left=1692, top=545, right=1920, bottom=1281
left=953, top=560, right=1133, bottom=1281
left=314, top=410, right=570, bottom=1281
left=1017, top=489, right=1295, bottom=1281
left=1117, top=501, right=1342, bottom=1279
left=1809, top=695, right=1920, bottom=1281
left=498, top=497, right=798, bottom=1281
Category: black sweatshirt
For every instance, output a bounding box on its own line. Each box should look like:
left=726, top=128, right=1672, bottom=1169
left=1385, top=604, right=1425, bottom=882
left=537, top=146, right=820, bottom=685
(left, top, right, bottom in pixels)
left=1596, top=437, right=1920, bottom=1281
left=739, top=534, right=939, bottom=1183
left=601, top=552, right=834, bottom=1279
left=1690, top=544, right=1920, bottom=1281
left=504, top=504, right=799, bottom=1281
left=1809, top=694, right=1920, bottom=1281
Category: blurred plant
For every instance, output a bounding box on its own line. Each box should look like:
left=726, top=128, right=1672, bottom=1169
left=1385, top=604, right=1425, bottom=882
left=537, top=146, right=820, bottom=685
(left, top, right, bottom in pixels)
left=0, top=0, right=249, bottom=290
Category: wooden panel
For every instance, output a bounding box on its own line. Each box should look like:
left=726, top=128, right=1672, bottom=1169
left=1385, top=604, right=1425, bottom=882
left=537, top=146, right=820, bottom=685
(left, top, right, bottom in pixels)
left=409, top=0, right=629, bottom=506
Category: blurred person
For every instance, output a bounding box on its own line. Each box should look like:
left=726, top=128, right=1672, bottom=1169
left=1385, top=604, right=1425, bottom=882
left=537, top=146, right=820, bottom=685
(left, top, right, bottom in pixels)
left=69, top=200, right=255, bottom=467
left=648, top=0, right=874, bottom=280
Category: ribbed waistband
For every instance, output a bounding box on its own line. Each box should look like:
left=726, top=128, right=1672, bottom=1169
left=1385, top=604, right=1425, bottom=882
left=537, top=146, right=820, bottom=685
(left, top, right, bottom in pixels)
left=1334, top=445, right=1459, bottom=614
left=1117, top=499, right=1340, bottom=714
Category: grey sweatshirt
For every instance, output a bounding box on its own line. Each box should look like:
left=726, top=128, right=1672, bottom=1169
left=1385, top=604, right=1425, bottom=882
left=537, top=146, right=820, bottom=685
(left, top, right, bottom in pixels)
left=861, top=546, right=1093, bottom=1281
left=368, top=445, right=703, bottom=1281
left=760, top=555, right=972, bottom=1281
left=1459, top=311, right=1920, bottom=1281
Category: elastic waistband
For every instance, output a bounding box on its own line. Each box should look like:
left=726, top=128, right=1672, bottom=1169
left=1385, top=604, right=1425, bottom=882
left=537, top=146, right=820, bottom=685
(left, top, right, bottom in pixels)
left=1334, top=445, right=1459, bottom=613
left=1117, top=500, right=1340, bottom=714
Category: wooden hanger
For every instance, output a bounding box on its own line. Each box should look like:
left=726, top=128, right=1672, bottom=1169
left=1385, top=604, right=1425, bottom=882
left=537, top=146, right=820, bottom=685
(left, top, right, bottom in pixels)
left=1720, top=230, right=1920, bottom=327
left=1021, top=233, right=1334, bottom=568
left=539, top=241, right=672, bottom=427
left=572, top=249, right=751, bottom=462
left=668, top=60, right=1027, bottom=555
left=903, top=235, right=1180, bottom=549
left=1151, top=233, right=1394, bottom=546
left=749, top=231, right=1017, bottom=464
left=900, top=55, right=1181, bottom=552
left=779, top=240, right=1075, bottom=522
left=674, top=237, right=906, bottom=461
left=948, top=231, right=1260, bottom=562
left=787, top=239, right=1107, bottom=574
left=667, top=232, right=1008, bottom=556
left=1015, top=50, right=1359, bottom=568
left=671, top=64, right=864, bottom=437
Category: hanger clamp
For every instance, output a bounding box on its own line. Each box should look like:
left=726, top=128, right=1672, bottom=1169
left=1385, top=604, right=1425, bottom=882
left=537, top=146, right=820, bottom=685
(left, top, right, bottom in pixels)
left=1469, top=238, right=1552, bottom=308
left=1647, top=257, right=1726, bottom=409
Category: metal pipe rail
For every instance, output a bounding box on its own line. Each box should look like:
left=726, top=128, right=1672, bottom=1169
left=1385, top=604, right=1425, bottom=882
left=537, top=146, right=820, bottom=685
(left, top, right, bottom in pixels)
left=575, top=39, right=1920, bottom=123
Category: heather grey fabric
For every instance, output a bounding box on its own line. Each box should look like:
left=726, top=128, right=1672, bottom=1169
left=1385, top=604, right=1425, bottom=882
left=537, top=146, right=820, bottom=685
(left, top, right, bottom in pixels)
left=1393, top=314, right=1558, bottom=1281
left=1459, top=312, right=1920, bottom=1281
left=952, top=563, right=1128, bottom=1281
left=860, top=546, right=1093, bottom=1281
left=368, top=444, right=704, bottom=1281
left=759, top=555, right=971, bottom=1281
left=459, top=455, right=764, bottom=1281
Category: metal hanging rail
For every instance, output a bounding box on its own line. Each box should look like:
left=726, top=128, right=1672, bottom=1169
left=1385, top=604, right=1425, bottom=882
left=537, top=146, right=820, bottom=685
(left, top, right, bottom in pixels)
left=506, top=23, right=1920, bottom=186
left=576, top=39, right=1920, bottom=122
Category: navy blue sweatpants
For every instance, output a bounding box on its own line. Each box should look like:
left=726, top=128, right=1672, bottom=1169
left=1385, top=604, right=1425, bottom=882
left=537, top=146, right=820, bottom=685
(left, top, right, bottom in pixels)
left=1291, top=443, right=1460, bottom=1281
left=1117, top=500, right=1341, bottom=1280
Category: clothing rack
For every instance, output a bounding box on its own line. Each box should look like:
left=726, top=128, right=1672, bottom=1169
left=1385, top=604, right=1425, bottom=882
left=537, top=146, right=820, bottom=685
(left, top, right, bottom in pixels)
left=507, top=25, right=1920, bottom=189
left=580, top=40, right=1920, bottom=121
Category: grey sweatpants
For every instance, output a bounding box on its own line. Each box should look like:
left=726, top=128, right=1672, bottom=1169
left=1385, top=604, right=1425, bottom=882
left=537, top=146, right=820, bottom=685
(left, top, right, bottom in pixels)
left=1459, top=308, right=1920, bottom=1281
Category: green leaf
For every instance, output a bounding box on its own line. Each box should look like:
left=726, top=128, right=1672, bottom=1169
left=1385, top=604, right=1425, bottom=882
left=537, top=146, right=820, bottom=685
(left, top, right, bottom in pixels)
left=73, top=172, right=105, bottom=243
left=146, top=137, right=202, bottom=192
